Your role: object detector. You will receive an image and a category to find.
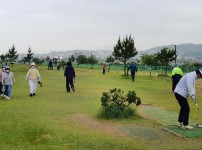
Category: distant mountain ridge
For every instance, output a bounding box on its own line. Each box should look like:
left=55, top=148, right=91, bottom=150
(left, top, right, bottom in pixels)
left=138, top=43, right=202, bottom=58
left=18, top=43, right=202, bottom=60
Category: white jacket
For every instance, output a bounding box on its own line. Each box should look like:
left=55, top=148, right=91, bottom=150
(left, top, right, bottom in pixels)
left=174, top=71, right=196, bottom=98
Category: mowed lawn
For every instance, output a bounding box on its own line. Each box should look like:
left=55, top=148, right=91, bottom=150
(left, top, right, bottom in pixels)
left=1, top=64, right=202, bottom=150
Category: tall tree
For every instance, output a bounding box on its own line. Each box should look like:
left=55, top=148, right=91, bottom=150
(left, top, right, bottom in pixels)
left=112, top=35, right=138, bottom=75
left=140, top=53, right=160, bottom=66
left=23, top=47, right=34, bottom=64
left=88, top=54, right=98, bottom=69
left=0, top=54, right=6, bottom=64
left=106, top=55, right=114, bottom=72
left=156, top=47, right=176, bottom=75
left=7, top=45, right=19, bottom=65
left=68, top=55, right=75, bottom=63
left=76, top=54, right=88, bottom=65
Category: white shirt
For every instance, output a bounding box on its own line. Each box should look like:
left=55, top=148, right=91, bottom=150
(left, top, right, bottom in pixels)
left=174, top=71, right=196, bottom=98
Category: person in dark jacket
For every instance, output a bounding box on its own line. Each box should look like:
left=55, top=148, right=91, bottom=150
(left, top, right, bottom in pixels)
left=171, top=64, right=183, bottom=92
left=64, top=62, right=76, bottom=92
left=128, top=62, right=138, bottom=82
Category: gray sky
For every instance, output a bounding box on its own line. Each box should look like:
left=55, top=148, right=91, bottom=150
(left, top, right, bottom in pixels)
left=0, top=0, right=202, bottom=54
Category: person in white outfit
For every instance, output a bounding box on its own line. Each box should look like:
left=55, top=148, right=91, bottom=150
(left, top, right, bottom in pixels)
left=174, top=69, right=202, bottom=129
left=26, top=62, right=41, bottom=97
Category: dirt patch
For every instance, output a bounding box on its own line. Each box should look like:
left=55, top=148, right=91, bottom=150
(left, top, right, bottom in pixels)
left=71, top=114, right=126, bottom=138
left=71, top=114, right=169, bottom=141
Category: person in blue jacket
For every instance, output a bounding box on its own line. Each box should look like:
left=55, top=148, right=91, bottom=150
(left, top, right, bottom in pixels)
left=128, top=62, right=138, bottom=82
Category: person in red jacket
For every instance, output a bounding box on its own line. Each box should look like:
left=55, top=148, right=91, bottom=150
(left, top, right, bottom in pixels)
left=102, top=63, right=106, bottom=74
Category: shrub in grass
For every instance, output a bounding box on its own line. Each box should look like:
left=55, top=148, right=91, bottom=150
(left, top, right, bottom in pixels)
left=98, top=88, right=141, bottom=119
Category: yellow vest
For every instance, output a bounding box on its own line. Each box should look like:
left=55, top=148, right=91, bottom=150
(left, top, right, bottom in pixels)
left=172, top=67, right=183, bottom=76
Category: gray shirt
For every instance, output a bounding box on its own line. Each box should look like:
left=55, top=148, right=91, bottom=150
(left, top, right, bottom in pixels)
left=3, top=72, right=15, bottom=85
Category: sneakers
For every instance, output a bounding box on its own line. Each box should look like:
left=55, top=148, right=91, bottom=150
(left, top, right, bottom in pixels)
left=182, top=125, right=193, bottom=130
left=177, top=122, right=183, bottom=127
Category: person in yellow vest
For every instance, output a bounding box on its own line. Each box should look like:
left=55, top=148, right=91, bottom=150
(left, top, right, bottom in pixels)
left=172, top=64, right=183, bottom=92
left=25, top=62, right=41, bottom=97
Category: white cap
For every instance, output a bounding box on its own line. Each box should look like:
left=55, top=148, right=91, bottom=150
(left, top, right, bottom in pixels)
left=30, top=62, right=36, bottom=66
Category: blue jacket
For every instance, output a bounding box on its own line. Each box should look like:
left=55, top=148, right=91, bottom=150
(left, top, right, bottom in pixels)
left=128, top=64, right=137, bottom=73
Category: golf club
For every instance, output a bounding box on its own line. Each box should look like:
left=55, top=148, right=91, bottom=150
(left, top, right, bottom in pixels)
left=194, top=102, right=202, bottom=128
left=195, top=102, right=202, bottom=116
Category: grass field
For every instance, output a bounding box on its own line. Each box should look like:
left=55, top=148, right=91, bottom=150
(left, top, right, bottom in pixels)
left=1, top=64, right=202, bottom=150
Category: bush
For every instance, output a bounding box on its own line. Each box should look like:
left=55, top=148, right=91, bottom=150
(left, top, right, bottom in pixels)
left=98, top=88, right=141, bottom=119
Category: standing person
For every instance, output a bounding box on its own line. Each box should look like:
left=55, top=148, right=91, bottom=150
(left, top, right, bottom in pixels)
left=48, top=59, right=53, bottom=70
left=128, top=62, right=138, bottom=82
left=64, top=62, right=76, bottom=92
left=174, top=69, right=202, bottom=129
left=171, top=64, right=183, bottom=92
left=25, top=62, right=41, bottom=97
left=2, top=66, right=15, bottom=100
left=0, top=68, right=3, bottom=96
left=102, top=63, right=106, bottom=74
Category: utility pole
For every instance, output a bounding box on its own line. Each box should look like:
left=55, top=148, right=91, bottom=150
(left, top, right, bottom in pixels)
left=174, top=45, right=177, bottom=64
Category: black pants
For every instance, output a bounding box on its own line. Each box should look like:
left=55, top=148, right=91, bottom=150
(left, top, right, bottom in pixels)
left=66, top=79, right=74, bottom=92
left=175, top=92, right=190, bottom=125
left=131, top=72, right=136, bottom=81
left=172, top=75, right=182, bottom=92
left=0, top=83, right=2, bottom=94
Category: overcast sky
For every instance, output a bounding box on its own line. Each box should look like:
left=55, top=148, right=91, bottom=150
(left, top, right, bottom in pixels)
left=0, top=0, right=202, bottom=54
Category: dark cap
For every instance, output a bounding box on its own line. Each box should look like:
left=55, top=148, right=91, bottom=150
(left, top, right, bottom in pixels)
left=196, top=69, right=202, bottom=76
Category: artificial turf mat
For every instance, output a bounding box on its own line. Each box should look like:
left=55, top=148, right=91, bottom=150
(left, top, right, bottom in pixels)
left=140, top=106, right=202, bottom=138
left=166, top=125, right=202, bottom=138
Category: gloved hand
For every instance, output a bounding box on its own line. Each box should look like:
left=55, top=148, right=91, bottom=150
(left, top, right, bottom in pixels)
left=191, top=95, right=196, bottom=103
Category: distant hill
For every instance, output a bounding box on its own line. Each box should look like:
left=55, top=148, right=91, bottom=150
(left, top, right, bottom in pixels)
left=18, top=43, right=202, bottom=61
left=138, top=43, right=202, bottom=59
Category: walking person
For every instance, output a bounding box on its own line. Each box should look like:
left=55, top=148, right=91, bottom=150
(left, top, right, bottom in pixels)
left=0, top=68, right=3, bottom=96
left=64, top=62, right=76, bottom=92
left=102, top=63, right=106, bottom=74
left=128, top=62, right=138, bottom=82
left=174, top=69, right=202, bottom=129
left=48, top=59, right=53, bottom=70
left=2, top=66, right=15, bottom=100
left=26, top=62, right=41, bottom=97
left=171, top=64, right=183, bottom=92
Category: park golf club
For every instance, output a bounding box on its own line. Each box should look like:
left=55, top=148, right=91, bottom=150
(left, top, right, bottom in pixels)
left=194, top=101, right=202, bottom=128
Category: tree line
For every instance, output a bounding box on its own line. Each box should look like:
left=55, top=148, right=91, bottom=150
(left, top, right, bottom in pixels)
left=1, top=35, right=200, bottom=75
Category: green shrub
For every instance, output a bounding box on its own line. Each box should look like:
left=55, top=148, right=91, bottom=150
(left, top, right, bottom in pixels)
left=98, top=88, right=141, bottom=119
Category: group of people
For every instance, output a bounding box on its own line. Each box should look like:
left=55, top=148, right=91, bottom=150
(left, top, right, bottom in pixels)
left=1, top=60, right=201, bottom=130
left=171, top=64, right=202, bottom=130
left=0, top=61, right=76, bottom=100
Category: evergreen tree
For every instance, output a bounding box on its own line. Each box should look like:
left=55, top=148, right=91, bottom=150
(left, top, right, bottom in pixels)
left=156, top=47, right=176, bottom=75
left=88, top=54, right=98, bottom=69
left=23, top=47, right=34, bottom=64
left=106, top=55, right=114, bottom=72
left=76, top=54, right=88, bottom=65
left=113, top=35, right=138, bottom=75
left=0, top=54, right=6, bottom=64
left=140, top=53, right=160, bottom=66
left=7, top=45, right=19, bottom=65
left=68, top=55, right=75, bottom=63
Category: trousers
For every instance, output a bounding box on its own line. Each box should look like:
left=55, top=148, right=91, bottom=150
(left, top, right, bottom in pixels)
left=175, top=92, right=190, bottom=125
left=29, top=80, right=37, bottom=94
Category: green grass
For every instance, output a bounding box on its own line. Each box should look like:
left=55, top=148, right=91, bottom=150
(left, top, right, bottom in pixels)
left=1, top=64, right=202, bottom=149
